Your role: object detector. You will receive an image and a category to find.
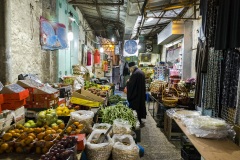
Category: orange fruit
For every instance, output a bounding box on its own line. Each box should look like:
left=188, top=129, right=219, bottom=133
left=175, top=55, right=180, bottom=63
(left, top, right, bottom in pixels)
left=77, top=124, right=84, bottom=130
left=1, top=143, right=9, bottom=151
left=56, top=129, right=63, bottom=133
left=45, top=130, right=52, bottom=135
left=52, top=125, right=58, bottom=131
left=16, top=146, right=23, bottom=153
left=59, top=123, right=65, bottom=129
left=73, top=122, right=80, bottom=126
left=28, top=133, right=36, bottom=139
left=66, top=127, right=72, bottom=133
left=3, top=133, right=13, bottom=141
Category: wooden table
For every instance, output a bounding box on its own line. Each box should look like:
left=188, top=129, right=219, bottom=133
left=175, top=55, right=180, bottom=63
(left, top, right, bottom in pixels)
left=175, top=119, right=240, bottom=160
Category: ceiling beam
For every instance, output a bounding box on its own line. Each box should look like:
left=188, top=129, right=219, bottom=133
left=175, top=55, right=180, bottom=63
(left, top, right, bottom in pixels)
left=145, top=0, right=199, bottom=12
left=146, top=16, right=200, bottom=20
left=148, top=11, right=166, bottom=36
left=139, top=22, right=169, bottom=30
left=85, top=14, right=124, bottom=26
left=69, top=0, right=124, bottom=6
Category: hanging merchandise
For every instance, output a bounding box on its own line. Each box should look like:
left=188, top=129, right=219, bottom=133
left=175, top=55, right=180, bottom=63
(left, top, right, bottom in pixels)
left=94, top=49, right=100, bottom=64
left=220, top=50, right=240, bottom=120
left=102, top=61, right=108, bottom=72
left=202, top=48, right=222, bottom=110
left=214, top=0, right=240, bottom=50
left=123, top=40, right=139, bottom=57
left=87, top=51, right=92, bottom=66
left=234, top=70, right=240, bottom=125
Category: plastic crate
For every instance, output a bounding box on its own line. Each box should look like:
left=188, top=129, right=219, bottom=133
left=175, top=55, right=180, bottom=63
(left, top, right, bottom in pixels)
left=3, top=89, right=29, bottom=101
left=181, top=146, right=201, bottom=160
left=1, top=99, right=26, bottom=110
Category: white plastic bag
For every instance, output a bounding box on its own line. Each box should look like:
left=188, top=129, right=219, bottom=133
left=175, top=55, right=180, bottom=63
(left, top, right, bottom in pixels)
left=86, top=130, right=113, bottom=160
left=185, top=116, right=234, bottom=139
left=112, top=134, right=139, bottom=160
left=69, top=110, right=94, bottom=133
left=113, top=119, right=131, bottom=135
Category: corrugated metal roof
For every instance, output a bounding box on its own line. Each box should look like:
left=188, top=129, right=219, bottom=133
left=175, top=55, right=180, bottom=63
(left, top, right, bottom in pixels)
left=69, top=0, right=199, bottom=40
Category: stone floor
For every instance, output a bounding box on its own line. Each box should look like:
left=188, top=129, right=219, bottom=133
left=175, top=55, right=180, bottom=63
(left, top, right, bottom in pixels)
left=139, top=106, right=181, bottom=160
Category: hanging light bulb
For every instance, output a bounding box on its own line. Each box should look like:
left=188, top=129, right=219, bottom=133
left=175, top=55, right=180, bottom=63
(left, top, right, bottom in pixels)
left=137, top=45, right=141, bottom=49
left=111, top=37, right=115, bottom=42
left=100, top=47, right=104, bottom=53
left=68, top=24, right=73, bottom=41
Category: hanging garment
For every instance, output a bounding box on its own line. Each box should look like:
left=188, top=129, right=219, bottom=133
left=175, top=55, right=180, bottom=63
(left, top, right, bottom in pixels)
left=220, top=50, right=240, bottom=119
left=205, top=0, right=218, bottom=47
left=200, top=0, right=208, bottom=35
left=234, top=70, right=240, bottom=125
left=214, top=0, right=240, bottom=50
left=94, top=49, right=100, bottom=64
left=87, top=51, right=92, bottom=66
left=194, top=38, right=208, bottom=107
left=203, top=48, right=222, bottom=109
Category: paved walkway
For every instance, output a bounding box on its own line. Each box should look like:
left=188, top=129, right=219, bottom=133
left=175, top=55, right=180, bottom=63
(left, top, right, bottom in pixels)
left=139, top=109, right=181, bottom=160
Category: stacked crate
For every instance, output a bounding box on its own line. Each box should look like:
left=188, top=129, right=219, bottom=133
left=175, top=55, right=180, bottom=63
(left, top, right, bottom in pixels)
left=17, top=80, right=59, bottom=109
left=0, top=84, right=29, bottom=110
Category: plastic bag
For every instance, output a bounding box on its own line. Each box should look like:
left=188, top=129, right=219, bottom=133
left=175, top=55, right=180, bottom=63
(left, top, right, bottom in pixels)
left=184, top=116, right=235, bottom=139
left=86, top=130, right=113, bottom=160
left=69, top=110, right=94, bottom=134
left=173, top=109, right=201, bottom=120
left=113, top=119, right=131, bottom=135
left=112, top=134, right=139, bottom=160
left=93, top=123, right=112, bottom=132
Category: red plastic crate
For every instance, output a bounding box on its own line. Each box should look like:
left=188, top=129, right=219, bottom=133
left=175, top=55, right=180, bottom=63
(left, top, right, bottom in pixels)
left=3, top=89, right=29, bottom=101
left=1, top=99, right=26, bottom=110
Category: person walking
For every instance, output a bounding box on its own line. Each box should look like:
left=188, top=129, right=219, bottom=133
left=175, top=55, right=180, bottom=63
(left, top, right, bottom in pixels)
left=126, top=62, right=147, bottom=126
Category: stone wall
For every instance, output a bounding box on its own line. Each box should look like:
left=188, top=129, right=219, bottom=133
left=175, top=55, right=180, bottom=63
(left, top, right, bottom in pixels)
left=0, top=0, right=96, bottom=84
left=0, top=0, right=57, bottom=84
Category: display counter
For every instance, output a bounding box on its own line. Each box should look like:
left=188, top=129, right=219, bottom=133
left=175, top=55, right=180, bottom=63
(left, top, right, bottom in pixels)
left=174, top=119, right=240, bottom=160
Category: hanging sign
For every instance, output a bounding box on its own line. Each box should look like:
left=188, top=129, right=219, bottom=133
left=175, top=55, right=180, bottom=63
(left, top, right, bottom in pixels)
left=123, top=40, right=139, bottom=57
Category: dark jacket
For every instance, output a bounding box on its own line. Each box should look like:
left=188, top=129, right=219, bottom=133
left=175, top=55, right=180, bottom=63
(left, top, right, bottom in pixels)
left=127, top=68, right=147, bottom=119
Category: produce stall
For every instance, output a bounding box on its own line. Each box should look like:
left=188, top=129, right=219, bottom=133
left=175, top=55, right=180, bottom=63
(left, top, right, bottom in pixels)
left=0, top=80, right=140, bottom=160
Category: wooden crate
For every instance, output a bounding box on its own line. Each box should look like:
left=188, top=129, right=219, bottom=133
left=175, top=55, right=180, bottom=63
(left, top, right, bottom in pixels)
left=164, top=112, right=182, bottom=140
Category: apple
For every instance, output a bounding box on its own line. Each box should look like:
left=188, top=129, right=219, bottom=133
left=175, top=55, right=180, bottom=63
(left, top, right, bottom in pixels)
left=56, top=119, right=64, bottom=125
left=51, top=123, right=58, bottom=127
left=24, top=123, right=31, bottom=128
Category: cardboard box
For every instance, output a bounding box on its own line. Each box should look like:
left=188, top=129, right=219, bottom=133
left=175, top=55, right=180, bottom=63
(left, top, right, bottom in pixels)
left=26, top=98, right=58, bottom=108
left=1, top=99, right=26, bottom=110
left=68, top=134, right=86, bottom=151
left=80, top=89, right=105, bottom=102
left=17, top=80, right=43, bottom=88
left=1, top=84, right=29, bottom=101
left=71, top=91, right=94, bottom=101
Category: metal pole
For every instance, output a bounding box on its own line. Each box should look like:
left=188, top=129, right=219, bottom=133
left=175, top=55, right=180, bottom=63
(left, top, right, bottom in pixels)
left=4, top=0, right=12, bottom=84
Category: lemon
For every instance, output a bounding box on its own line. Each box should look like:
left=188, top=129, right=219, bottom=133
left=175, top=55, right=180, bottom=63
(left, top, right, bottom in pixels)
left=56, top=110, right=63, bottom=116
